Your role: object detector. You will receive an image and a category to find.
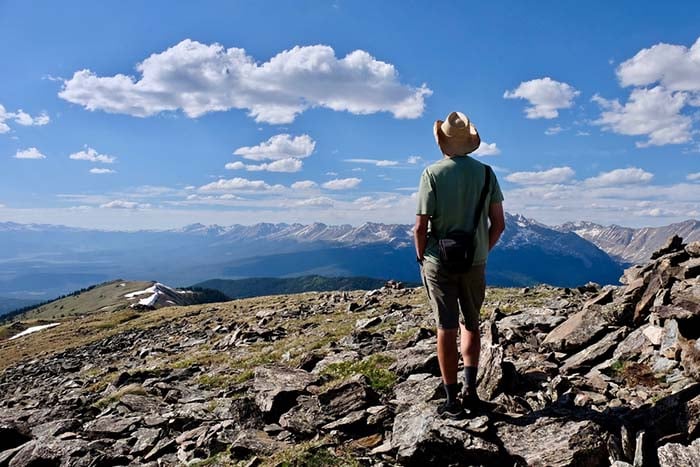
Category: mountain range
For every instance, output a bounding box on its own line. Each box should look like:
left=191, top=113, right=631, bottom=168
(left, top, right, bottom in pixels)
left=0, top=213, right=697, bottom=302
left=555, top=219, right=700, bottom=264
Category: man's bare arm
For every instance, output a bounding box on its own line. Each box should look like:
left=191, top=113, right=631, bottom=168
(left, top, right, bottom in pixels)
left=488, top=203, right=505, bottom=251
left=414, top=215, right=429, bottom=261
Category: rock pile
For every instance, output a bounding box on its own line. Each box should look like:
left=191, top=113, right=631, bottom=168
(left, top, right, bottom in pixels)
left=0, top=237, right=698, bottom=466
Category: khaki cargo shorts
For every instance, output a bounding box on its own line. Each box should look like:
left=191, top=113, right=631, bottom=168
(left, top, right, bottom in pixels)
left=420, top=260, right=486, bottom=331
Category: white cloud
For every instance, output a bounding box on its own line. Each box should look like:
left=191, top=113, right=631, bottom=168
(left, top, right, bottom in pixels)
left=225, top=161, right=246, bottom=170
left=687, top=172, right=700, bottom=181
left=505, top=167, right=575, bottom=185
left=245, top=158, right=303, bottom=172
left=576, top=130, right=590, bottom=136
left=503, top=77, right=579, bottom=119
left=472, top=142, right=500, bottom=156
left=544, top=125, right=563, bottom=135
left=199, top=177, right=283, bottom=193
left=294, top=196, right=334, bottom=207
left=616, top=37, right=700, bottom=91
left=592, top=86, right=692, bottom=147
left=0, top=104, right=50, bottom=133
left=344, top=158, right=399, bottom=167
left=69, top=146, right=117, bottom=163
left=59, top=40, right=432, bottom=124
left=227, top=158, right=302, bottom=172
left=100, top=200, right=151, bottom=209
left=89, top=168, right=116, bottom=174
left=14, top=147, right=46, bottom=159
left=322, top=177, right=362, bottom=190
left=407, top=155, right=423, bottom=164
left=291, top=180, right=318, bottom=190
left=584, top=168, right=653, bottom=187
left=233, top=134, right=315, bottom=161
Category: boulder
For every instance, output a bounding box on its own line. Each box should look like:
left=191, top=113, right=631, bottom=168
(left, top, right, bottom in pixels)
left=318, top=374, right=375, bottom=418
left=252, top=366, right=316, bottom=419
left=84, top=415, right=141, bottom=437
left=391, top=374, right=442, bottom=410
left=496, top=417, right=608, bottom=467
left=497, top=307, right=567, bottom=341
left=687, top=241, right=700, bottom=258
left=229, top=429, right=288, bottom=457
left=657, top=438, right=700, bottom=467
left=651, top=235, right=684, bottom=259
left=278, top=396, right=327, bottom=436
left=561, top=327, right=628, bottom=374
left=391, top=402, right=502, bottom=465
left=543, top=306, right=617, bottom=353
left=389, top=339, right=440, bottom=377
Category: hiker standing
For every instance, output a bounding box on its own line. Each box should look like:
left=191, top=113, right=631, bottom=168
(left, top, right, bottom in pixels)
left=414, top=111, right=506, bottom=418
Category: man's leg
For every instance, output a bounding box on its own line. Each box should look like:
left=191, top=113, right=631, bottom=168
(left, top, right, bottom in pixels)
left=438, top=328, right=459, bottom=385
left=458, top=264, right=486, bottom=402
left=421, top=261, right=463, bottom=417
left=460, top=324, right=480, bottom=394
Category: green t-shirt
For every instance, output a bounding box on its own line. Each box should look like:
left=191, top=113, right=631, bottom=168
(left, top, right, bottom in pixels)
left=416, top=155, right=504, bottom=266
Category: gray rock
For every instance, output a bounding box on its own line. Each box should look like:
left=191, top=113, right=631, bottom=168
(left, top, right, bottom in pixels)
left=660, top=319, right=680, bottom=359
left=687, top=241, right=700, bottom=258
left=614, top=326, right=654, bottom=362
left=391, top=373, right=442, bottom=409
left=318, top=374, right=374, bottom=418
left=658, top=438, right=700, bottom=467
left=561, top=327, right=627, bottom=374
left=131, top=427, right=163, bottom=455
left=355, top=316, right=382, bottom=329
left=389, top=339, right=439, bottom=377
left=496, top=417, right=608, bottom=467
left=252, top=365, right=316, bottom=417
left=497, top=307, right=567, bottom=340
left=321, top=409, right=366, bottom=431
left=278, top=396, right=327, bottom=436
left=230, top=429, right=288, bottom=457
left=391, top=402, right=501, bottom=465
left=84, top=415, right=141, bottom=436
left=543, top=305, right=617, bottom=353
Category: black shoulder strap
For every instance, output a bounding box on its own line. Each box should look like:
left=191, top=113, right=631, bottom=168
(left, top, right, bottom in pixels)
left=472, top=165, right=492, bottom=229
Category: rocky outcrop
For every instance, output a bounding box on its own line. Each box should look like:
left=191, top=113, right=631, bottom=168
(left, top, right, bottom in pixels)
left=0, top=236, right=699, bottom=465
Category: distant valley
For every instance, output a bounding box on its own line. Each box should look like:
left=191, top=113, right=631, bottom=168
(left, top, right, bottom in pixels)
left=1, top=214, right=697, bottom=305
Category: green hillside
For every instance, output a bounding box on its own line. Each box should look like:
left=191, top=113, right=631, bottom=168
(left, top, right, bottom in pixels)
left=193, top=275, right=413, bottom=299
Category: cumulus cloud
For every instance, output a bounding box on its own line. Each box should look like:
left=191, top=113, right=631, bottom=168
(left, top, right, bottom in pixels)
left=233, top=134, right=315, bottom=161
left=505, top=167, right=575, bottom=185
left=291, top=180, right=318, bottom=190
left=100, top=200, right=151, bottom=209
left=321, top=177, right=362, bottom=190
left=59, top=40, right=432, bottom=124
left=472, top=142, right=501, bottom=156
left=0, top=104, right=50, bottom=134
left=687, top=172, right=700, bottom=181
left=89, top=168, right=116, bottom=174
left=344, top=158, right=399, bottom=167
left=584, top=168, right=654, bottom=187
left=616, top=37, right=700, bottom=91
left=503, top=77, right=579, bottom=119
left=198, top=177, right=283, bottom=193
left=592, top=87, right=692, bottom=147
left=407, top=155, right=423, bottom=164
left=294, top=196, right=334, bottom=207
left=226, top=158, right=302, bottom=172
left=69, top=146, right=117, bottom=163
left=14, top=147, right=46, bottom=159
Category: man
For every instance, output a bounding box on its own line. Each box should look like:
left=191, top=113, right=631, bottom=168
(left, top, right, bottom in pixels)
left=414, top=111, right=505, bottom=419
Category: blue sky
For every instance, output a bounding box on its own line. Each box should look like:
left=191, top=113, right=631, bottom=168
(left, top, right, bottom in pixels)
left=1, top=0, right=699, bottom=229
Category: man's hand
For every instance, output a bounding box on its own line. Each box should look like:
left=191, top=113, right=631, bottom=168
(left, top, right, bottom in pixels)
left=488, top=203, right=505, bottom=251
left=414, top=214, right=429, bottom=262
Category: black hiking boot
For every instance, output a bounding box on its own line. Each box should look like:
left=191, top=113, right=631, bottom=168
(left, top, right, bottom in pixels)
left=437, top=399, right=466, bottom=420
left=462, top=388, right=492, bottom=413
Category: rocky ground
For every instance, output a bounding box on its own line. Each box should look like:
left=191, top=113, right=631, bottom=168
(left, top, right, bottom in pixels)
left=0, top=237, right=699, bottom=466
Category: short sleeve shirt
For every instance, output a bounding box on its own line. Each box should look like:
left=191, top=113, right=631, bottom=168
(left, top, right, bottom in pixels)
left=416, top=155, right=504, bottom=265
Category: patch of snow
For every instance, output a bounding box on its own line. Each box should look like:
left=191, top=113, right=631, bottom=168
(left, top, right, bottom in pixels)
left=124, top=284, right=157, bottom=298
left=9, top=323, right=60, bottom=340
left=119, top=283, right=126, bottom=287
left=137, top=292, right=159, bottom=307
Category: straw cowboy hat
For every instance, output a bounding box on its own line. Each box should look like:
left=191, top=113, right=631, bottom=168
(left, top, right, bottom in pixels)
left=434, top=111, right=481, bottom=156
